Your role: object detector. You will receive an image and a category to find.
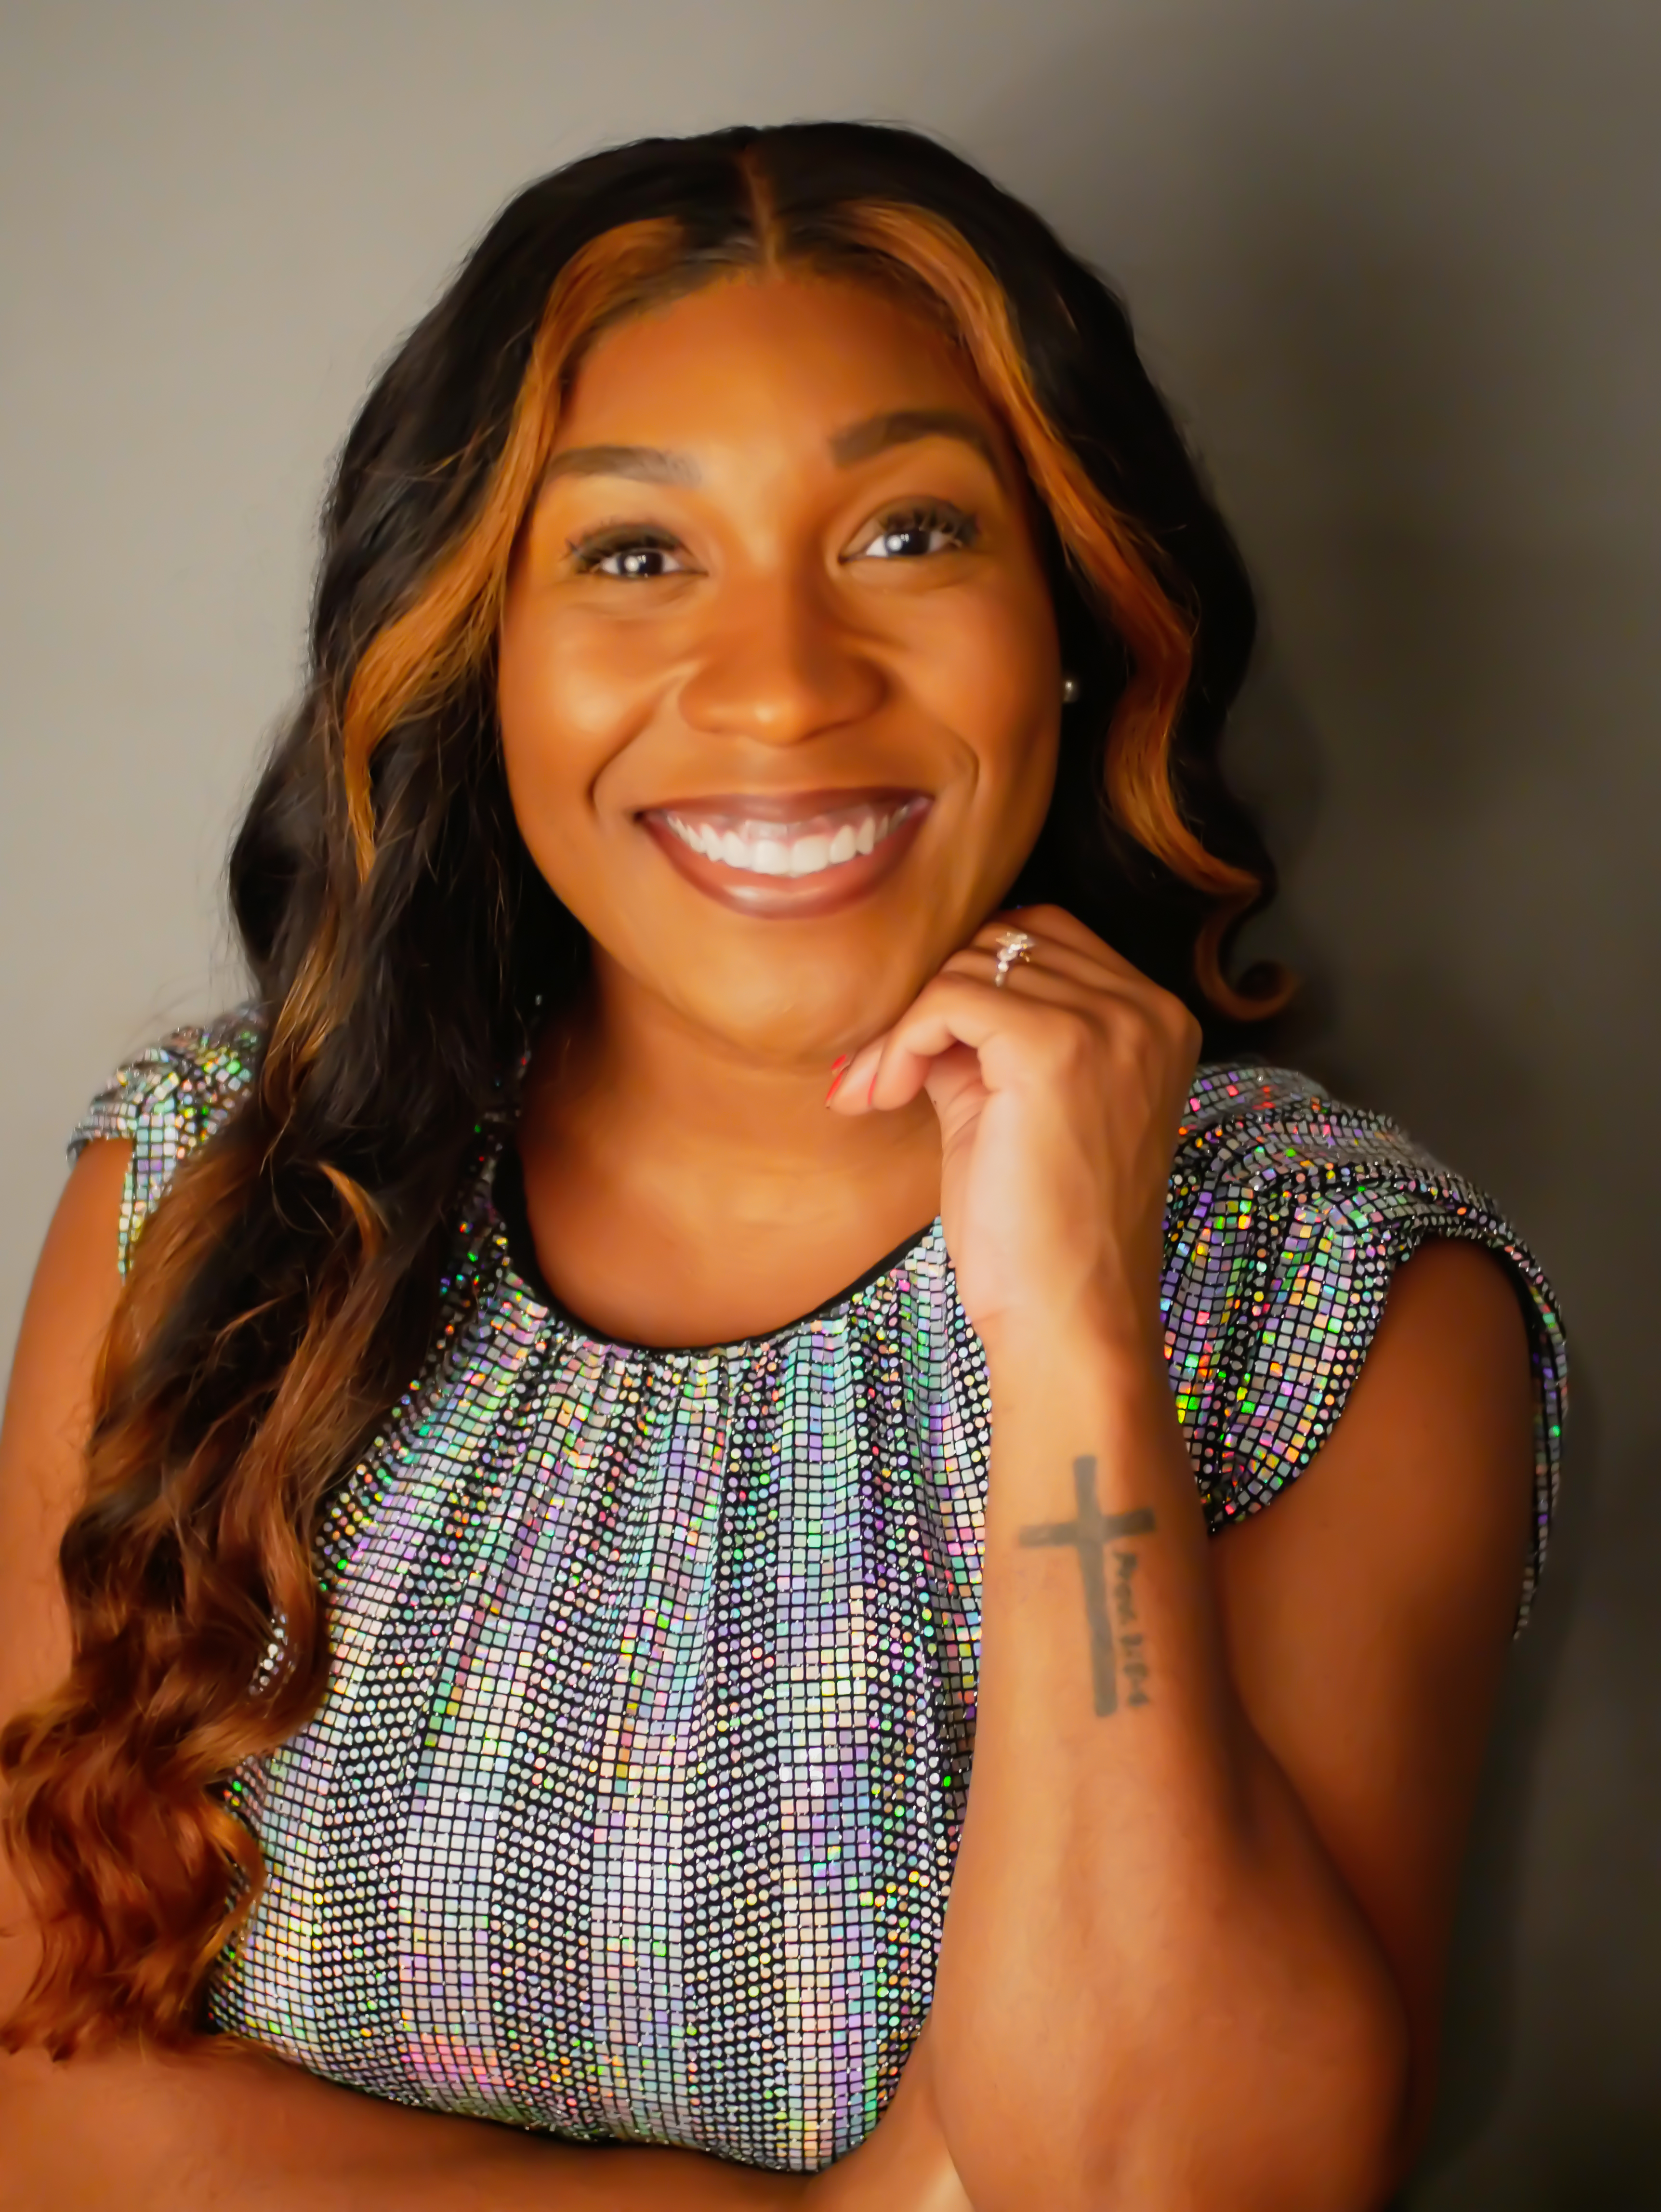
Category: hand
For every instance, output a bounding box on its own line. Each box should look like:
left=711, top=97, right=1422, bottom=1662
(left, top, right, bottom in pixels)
left=829, top=906, right=1199, bottom=1348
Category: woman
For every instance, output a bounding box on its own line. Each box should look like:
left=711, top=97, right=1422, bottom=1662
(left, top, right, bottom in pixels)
left=0, top=123, right=1564, bottom=2210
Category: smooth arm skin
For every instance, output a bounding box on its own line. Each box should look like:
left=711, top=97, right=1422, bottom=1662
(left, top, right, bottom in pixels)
left=929, top=1232, right=1529, bottom=2212
left=831, top=908, right=1536, bottom=2212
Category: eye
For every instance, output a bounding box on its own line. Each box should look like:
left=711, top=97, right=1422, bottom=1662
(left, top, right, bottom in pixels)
left=848, top=500, right=980, bottom=563
left=568, top=526, right=694, bottom=580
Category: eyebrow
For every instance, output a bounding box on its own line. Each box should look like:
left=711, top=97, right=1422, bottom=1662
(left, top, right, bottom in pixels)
left=830, top=408, right=1005, bottom=480
left=541, top=408, right=1005, bottom=493
left=541, top=444, right=701, bottom=486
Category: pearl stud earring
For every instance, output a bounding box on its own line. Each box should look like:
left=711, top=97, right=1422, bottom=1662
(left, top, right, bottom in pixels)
left=1061, top=672, right=1082, bottom=705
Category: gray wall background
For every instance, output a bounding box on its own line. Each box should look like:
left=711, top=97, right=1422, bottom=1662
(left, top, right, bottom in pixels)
left=1, top=2, right=1655, bottom=2201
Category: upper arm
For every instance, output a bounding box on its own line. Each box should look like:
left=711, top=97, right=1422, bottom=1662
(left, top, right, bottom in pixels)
left=0, top=1140, right=129, bottom=1732
left=0, top=1141, right=128, bottom=2014
left=1210, top=1238, right=1535, bottom=2138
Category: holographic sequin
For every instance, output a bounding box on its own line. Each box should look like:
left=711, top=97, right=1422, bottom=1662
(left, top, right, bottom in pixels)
left=71, top=1014, right=258, bottom=1271
left=72, top=1026, right=1566, bottom=2172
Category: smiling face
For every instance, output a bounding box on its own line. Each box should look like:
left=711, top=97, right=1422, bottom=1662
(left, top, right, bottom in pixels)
left=497, top=271, right=1063, bottom=1064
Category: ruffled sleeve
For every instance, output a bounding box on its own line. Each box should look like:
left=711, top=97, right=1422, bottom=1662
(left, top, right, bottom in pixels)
left=1162, top=1064, right=1567, bottom=1622
left=69, top=1010, right=264, bottom=1275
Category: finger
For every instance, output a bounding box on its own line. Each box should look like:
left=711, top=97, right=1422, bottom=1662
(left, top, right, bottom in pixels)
left=946, top=934, right=1144, bottom=1001
left=978, top=904, right=1145, bottom=981
left=828, top=947, right=1181, bottom=1118
left=970, top=913, right=1201, bottom=1053
left=827, top=959, right=1108, bottom=1117
left=826, top=1024, right=894, bottom=1115
left=950, top=918, right=1192, bottom=1029
left=850, top=972, right=1103, bottom=1113
left=942, top=948, right=1146, bottom=1025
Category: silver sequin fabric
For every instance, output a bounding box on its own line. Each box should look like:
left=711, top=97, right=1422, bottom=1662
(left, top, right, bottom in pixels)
left=73, top=1015, right=1566, bottom=2172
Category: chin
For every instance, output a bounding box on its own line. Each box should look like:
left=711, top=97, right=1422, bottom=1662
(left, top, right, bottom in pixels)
left=663, top=946, right=923, bottom=1065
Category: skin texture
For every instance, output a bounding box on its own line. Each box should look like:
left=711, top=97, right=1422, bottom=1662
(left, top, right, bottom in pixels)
left=501, top=276, right=1058, bottom=1346
left=0, top=274, right=1535, bottom=2210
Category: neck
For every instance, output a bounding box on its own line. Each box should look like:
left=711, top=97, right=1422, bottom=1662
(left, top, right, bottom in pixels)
left=518, top=953, right=942, bottom=1324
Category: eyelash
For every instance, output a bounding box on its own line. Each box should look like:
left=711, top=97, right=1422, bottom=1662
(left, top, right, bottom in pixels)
left=850, top=500, right=980, bottom=561
left=565, top=499, right=981, bottom=579
left=567, top=525, right=686, bottom=578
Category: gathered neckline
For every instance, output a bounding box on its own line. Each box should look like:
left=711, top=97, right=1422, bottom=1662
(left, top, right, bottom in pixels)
left=487, top=1139, right=943, bottom=1358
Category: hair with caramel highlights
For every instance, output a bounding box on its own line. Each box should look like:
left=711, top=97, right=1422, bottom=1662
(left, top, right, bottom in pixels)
left=2, top=122, right=1284, bottom=2054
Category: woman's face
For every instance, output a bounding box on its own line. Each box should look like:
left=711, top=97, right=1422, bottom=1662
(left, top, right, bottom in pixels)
left=498, top=271, right=1062, bottom=1064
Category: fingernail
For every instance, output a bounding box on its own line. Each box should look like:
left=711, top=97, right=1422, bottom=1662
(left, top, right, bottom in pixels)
left=825, top=1055, right=850, bottom=1103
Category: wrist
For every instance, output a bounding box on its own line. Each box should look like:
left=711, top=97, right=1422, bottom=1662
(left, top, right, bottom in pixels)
left=975, top=1286, right=1166, bottom=1387
left=973, top=1295, right=1198, bottom=1534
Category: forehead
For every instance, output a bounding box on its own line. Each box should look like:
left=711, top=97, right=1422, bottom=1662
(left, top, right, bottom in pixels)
left=553, top=272, right=998, bottom=452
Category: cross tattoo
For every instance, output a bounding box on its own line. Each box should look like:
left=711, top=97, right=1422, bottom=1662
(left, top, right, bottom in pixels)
left=1017, top=1456, right=1155, bottom=1716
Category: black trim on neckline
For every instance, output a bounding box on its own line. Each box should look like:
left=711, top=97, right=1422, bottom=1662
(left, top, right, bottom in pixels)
left=488, top=1140, right=940, bottom=1357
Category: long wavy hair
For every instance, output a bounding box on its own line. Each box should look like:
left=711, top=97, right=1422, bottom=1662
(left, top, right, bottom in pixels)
left=1, top=121, right=1281, bottom=2054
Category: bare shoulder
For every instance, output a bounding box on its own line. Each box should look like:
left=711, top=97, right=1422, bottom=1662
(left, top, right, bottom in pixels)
left=0, top=1139, right=130, bottom=1730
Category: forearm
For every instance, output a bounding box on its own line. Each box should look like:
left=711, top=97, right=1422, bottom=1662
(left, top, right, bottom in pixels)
left=928, top=1317, right=1407, bottom=2212
left=0, top=2036, right=802, bottom=2212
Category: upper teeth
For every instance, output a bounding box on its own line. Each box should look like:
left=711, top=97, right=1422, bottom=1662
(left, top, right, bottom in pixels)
left=661, top=803, right=917, bottom=879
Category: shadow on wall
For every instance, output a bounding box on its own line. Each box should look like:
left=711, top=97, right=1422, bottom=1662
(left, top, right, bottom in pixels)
left=1414, top=1385, right=1598, bottom=2184
left=970, top=10, right=1660, bottom=2208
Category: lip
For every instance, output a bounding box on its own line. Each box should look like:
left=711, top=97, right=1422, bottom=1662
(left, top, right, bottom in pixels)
left=639, top=786, right=932, bottom=919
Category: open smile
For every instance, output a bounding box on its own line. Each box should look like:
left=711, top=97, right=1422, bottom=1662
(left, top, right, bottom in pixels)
left=639, top=789, right=931, bottom=917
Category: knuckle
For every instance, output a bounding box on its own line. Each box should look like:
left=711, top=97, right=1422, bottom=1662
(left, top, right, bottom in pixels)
left=1104, top=995, right=1187, bottom=1080
left=1037, top=1006, right=1096, bottom=1073
left=1142, top=981, right=1200, bottom=1049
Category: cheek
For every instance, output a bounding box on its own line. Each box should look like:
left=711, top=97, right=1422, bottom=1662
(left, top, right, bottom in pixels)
left=495, top=600, right=634, bottom=894
left=927, top=580, right=1061, bottom=839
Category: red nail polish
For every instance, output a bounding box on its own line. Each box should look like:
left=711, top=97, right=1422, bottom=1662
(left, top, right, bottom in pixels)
left=825, top=1055, right=849, bottom=1102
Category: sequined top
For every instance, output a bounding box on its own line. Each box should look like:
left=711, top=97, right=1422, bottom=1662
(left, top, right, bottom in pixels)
left=73, top=1015, right=1566, bottom=2172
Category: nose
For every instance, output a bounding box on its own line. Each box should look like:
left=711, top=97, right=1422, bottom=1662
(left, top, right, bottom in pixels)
left=676, top=569, right=885, bottom=749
